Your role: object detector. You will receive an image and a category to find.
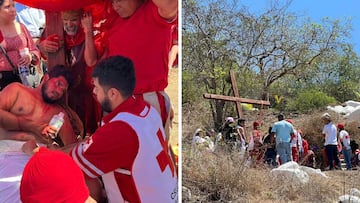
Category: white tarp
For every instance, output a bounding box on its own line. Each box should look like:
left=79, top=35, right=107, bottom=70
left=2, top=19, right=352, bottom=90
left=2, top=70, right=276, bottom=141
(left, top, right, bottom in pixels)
left=271, top=161, right=309, bottom=184
left=299, top=165, right=328, bottom=178
left=271, top=161, right=328, bottom=184
left=0, top=140, right=31, bottom=203
left=327, top=100, right=360, bottom=121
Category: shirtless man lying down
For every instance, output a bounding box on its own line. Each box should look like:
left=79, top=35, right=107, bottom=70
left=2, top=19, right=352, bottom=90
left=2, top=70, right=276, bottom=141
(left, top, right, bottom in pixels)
left=0, top=64, right=82, bottom=146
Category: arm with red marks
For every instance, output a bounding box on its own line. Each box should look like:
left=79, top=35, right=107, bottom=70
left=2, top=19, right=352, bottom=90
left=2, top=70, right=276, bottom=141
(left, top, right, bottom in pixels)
left=0, top=84, right=49, bottom=142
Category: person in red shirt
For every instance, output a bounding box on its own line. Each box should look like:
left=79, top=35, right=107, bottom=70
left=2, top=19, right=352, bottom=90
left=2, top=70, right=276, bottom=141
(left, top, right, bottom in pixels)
left=77, top=56, right=178, bottom=202
left=299, top=132, right=316, bottom=168
left=23, top=56, right=178, bottom=202
left=84, top=0, right=178, bottom=143
left=39, top=9, right=101, bottom=137
left=248, top=121, right=263, bottom=166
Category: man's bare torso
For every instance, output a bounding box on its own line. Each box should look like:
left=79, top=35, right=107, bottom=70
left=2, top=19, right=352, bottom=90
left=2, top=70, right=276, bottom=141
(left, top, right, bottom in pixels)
left=0, top=83, right=77, bottom=145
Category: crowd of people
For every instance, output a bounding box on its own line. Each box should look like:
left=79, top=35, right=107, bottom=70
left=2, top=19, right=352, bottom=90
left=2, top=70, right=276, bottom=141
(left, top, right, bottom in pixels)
left=194, top=112, right=360, bottom=171
left=0, top=0, right=178, bottom=202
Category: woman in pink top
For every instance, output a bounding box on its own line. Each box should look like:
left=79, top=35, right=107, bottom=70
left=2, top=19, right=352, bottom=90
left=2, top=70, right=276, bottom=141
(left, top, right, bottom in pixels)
left=0, top=0, right=40, bottom=90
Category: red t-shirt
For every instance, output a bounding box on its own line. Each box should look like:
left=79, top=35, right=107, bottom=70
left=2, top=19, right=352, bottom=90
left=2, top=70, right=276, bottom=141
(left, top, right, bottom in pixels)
left=302, top=139, right=309, bottom=154
left=105, top=1, right=176, bottom=94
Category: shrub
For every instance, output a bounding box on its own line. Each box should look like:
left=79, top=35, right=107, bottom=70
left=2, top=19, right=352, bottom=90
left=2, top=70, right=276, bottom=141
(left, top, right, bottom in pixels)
left=182, top=71, right=202, bottom=104
left=285, top=89, right=337, bottom=113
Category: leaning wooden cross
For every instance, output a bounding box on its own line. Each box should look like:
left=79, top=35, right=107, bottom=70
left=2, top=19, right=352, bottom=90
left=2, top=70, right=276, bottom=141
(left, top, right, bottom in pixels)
left=203, top=70, right=270, bottom=119
left=45, top=11, right=65, bottom=70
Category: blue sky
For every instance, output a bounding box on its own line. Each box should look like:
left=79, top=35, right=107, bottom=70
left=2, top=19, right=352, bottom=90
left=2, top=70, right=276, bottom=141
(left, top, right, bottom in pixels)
left=240, top=0, right=360, bottom=54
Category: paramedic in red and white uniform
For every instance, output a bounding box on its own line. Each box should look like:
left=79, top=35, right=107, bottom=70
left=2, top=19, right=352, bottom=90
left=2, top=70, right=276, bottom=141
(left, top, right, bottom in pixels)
left=71, top=56, right=178, bottom=202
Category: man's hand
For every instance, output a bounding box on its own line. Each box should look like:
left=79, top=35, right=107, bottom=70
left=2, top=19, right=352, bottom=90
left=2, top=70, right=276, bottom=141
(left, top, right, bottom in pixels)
left=17, top=51, right=32, bottom=67
left=81, top=12, right=93, bottom=34
left=41, top=125, right=59, bottom=139
left=22, top=139, right=39, bottom=155
left=39, top=34, right=63, bottom=54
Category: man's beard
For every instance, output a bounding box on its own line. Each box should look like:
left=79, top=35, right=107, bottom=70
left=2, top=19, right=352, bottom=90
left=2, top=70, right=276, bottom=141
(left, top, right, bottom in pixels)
left=64, top=26, right=78, bottom=36
left=101, top=97, right=112, bottom=113
left=41, top=83, right=60, bottom=104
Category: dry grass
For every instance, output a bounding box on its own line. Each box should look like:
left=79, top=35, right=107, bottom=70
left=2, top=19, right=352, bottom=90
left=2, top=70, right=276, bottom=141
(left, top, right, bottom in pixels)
left=182, top=106, right=360, bottom=202
left=166, top=67, right=179, bottom=146
left=182, top=150, right=249, bottom=202
left=183, top=147, right=360, bottom=202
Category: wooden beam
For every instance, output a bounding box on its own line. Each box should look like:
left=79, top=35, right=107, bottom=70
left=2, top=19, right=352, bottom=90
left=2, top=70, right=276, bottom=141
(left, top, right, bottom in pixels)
left=45, top=11, right=65, bottom=70
left=45, top=11, right=67, bottom=105
left=229, top=70, right=242, bottom=118
left=203, top=93, right=270, bottom=106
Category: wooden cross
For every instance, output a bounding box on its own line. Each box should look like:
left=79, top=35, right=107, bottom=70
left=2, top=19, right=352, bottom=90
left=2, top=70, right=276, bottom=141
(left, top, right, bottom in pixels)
left=45, top=11, right=65, bottom=70
left=45, top=11, right=67, bottom=105
left=203, top=70, right=270, bottom=119
left=230, top=70, right=242, bottom=118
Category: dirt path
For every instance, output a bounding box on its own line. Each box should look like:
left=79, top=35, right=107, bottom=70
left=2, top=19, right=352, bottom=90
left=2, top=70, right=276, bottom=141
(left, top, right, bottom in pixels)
left=165, top=67, right=179, bottom=146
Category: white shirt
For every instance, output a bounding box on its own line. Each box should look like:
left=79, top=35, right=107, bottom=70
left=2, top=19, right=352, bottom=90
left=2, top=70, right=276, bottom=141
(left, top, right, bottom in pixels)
left=322, top=122, right=338, bottom=145
left=339, top=129, right=351, bottom=150
left=291, top=130, right=303, bottom=152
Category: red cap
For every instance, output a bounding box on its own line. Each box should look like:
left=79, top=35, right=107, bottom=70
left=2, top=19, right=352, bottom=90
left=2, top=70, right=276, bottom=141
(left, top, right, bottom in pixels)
left=20, top=147, right=89, bottom=203
left=286, top=119, right=293, bottom=124
left=337, top=123, right=345, bottom=129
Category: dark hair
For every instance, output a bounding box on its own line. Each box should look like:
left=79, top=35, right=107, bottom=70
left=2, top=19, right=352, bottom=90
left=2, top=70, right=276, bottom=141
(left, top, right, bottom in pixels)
left=47, top=64, right=74, bottom=88
left=277, top=113, right=284, bottom=121
left=92, top=56, right=135, bottom=98
left=350, top=140, right=359, bottom=153
left=238, top=118, right=245, bottom=124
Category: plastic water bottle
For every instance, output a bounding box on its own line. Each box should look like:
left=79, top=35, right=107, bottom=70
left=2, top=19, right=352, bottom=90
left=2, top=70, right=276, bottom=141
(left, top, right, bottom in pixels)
left=48, top=112, right=65, bottom=139
left=18, top=48, right=30, bottom=86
